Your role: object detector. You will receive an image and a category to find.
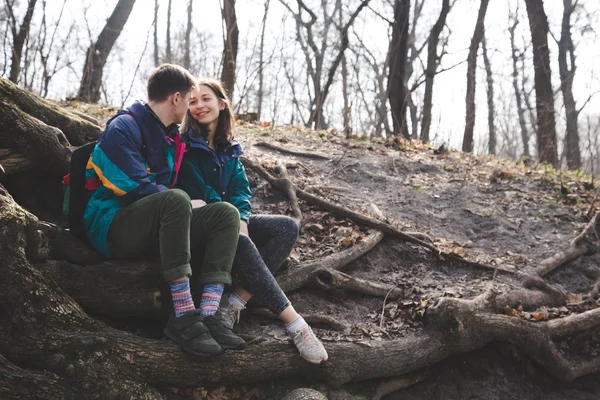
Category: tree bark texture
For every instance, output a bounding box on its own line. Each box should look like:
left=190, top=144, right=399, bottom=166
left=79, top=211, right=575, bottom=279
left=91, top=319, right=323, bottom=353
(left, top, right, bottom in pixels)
left=165, top=0, right=173, bottom=63
left=558, top=0, right=581, bottom=170
left=421, top=0, right=450, bottom=143
left=76, top=0, right=136, bottom=103
left=221, top=0, right=239, bottom=99
left=481, top=35, right=496, bottom=155
left=257, top=0, right=270, bottom=121
left=462, top=0, right=489, bottom=153
left=524, top=0, right=559, bottom=168
left=183, top=0, right=193, bottom=69
left=387, top=0, right=411, bottom=139
left=8, top=0, right=37, bottom=84
left=0, top=77, right=101, bottom=145
left=509, top=10, right=530, bottom=158
left=153, top=0, right=159, bottom=66
left=339, top=0, right=351, bottom=138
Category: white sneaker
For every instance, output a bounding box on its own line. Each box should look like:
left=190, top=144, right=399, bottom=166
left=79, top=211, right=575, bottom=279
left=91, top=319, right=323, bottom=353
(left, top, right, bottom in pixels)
left=290, top=325, right=329, bottom=364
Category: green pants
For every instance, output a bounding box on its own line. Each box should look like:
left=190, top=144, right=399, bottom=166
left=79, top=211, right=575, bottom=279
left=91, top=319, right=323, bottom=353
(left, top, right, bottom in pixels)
left=107, top=189, right=240, bottom=284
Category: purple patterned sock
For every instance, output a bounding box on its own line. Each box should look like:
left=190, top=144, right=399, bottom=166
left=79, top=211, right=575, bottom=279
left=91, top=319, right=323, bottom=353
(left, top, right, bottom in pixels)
left=170, top=278, right=196, bottom=318
left=200, top=284, right=224, bottom=317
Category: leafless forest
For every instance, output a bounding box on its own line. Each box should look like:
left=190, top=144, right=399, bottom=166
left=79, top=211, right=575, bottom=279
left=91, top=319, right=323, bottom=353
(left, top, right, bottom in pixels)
left=1, top=0, right=599, bottom=172
left=3, top=1, right=600, bottom=399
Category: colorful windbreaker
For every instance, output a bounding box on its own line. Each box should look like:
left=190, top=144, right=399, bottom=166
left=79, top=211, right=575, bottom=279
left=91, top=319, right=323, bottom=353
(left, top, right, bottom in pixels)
left=83, top=101, right=184, bottom=256
left=176, top=134, right=252, bottom=222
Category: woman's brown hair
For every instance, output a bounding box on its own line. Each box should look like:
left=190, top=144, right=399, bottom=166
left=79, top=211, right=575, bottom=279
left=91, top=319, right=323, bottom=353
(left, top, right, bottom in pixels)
left=181, top=78, right=235, bottom=147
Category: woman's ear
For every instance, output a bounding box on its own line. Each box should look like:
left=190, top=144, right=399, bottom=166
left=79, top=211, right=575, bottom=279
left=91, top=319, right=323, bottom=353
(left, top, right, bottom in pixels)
left=219, top=100, right=225, bottom=111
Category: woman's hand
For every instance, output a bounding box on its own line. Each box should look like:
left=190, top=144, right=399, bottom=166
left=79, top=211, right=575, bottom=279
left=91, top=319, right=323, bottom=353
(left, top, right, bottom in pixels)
left=240, top=220, right=249, bottom=236
left=191, top=199, right=207, bottom=208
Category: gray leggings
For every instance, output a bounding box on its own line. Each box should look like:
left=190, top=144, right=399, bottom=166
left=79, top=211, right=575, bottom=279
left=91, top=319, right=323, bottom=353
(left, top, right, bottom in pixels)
left=231, top=214, right=299, bottom=314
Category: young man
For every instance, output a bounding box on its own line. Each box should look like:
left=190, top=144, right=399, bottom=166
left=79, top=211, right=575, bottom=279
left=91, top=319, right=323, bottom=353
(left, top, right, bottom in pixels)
left=83, top=64, right=245, bottom=356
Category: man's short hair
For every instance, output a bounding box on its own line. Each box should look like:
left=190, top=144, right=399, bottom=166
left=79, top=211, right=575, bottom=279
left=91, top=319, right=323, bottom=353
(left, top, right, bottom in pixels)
left=147, top=64, right=196, bottom=102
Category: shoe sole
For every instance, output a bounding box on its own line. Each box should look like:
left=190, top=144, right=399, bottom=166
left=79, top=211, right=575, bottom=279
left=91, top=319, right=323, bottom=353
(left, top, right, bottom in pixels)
left=164, top=329, right=222, bottom=357
left=219, top=341, right=247, bottom=351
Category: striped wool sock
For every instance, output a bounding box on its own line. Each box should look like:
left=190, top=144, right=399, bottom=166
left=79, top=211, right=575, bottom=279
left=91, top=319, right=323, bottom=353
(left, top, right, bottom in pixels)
left=200, top=284, right=224, bottom=318
left=170, top=278, right=196, bottom=318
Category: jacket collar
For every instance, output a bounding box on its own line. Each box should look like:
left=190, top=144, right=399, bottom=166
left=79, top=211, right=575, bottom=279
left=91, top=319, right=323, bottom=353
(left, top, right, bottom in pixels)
left=186, top=133, right=242, bottom=157
left=126, top=101, right=175, bottom=150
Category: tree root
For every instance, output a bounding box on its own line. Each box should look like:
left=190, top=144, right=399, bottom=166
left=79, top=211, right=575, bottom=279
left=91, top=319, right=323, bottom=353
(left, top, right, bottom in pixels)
left=255, top=141, right=331, bottom=160
left=0, top=100, right=72, bottom=176
left=251, top=308, right=349, bottom=332
left=241, top=156, right=509, bottom=274
left=314, top=267, right=404, bottom=300
left=0, top=77, right=101, bottom=145
left=371, top=370, right=431, bottom=400
left=277, top=230, right=384, bottom=293
left=535, top=212, right=600, bottom=277
left=276, top=161, right=303, bottom=220
left=0, top=148, right=34, bottom=176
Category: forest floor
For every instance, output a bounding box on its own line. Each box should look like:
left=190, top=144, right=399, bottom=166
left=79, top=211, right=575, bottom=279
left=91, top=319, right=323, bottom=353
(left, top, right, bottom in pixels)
left=62, top=102, right=600, bottom=399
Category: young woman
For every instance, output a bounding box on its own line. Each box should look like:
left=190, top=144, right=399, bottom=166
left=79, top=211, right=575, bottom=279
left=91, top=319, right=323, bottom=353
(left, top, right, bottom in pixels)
left=177, top=78, right=328, bottom=364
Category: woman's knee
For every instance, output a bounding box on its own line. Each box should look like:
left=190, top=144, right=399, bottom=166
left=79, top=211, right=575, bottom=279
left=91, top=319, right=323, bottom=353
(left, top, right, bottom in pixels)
left=281, top=216, right=300, bottom=239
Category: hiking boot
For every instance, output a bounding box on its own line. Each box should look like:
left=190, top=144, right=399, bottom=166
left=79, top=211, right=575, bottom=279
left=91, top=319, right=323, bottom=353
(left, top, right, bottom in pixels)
left=289, top=325, right=328, bottom=365
left=214, top=294, right=241, bottom=330
left=164, top=310, right=222, bottom=356
left=203, top=315, right=247, bottom=350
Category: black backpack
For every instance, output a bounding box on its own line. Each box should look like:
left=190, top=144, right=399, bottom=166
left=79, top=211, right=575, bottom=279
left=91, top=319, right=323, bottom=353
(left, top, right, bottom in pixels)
left=63, top=141, right=98, bottom=241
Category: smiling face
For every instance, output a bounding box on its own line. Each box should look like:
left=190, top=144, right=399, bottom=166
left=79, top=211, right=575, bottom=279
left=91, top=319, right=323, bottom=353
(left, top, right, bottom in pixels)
left=188, top=85, right=223, bottom=130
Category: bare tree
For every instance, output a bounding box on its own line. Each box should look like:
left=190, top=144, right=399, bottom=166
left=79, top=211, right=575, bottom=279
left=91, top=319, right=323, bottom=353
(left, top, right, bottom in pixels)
left=279, top=0, right=370, bottom=130
left=76, top=0, right=136, bottom=103
left=221, top=0, right=239, bottom=99
left=153, top=0, right=159, bottom=66
left=481, top=34, right=496, bottom=155
left=403, top=0, right=426, bottom=140
left=6, top=0, right=37, bottom=83
left=525, top=0, right=558, bottom=167
left=165, top=0, right=172, bottom=63
left=462, top=0, right=489, bottom=153
left=183, top=0, right=193, bottom=69
left=508, top=4, right=530, bottom=158
left=558, top=0, right=581, bottom=170
left=257, top=0, right=271, bottom=121
left=349, top=39, right=390, bottom=137
left=37, top=0, right=74, bottom=97
left=338, top=0, right=351, bottom=137
left=387, top=0, right=411, bottom=138
left=421, top=0, right=450, bottom=143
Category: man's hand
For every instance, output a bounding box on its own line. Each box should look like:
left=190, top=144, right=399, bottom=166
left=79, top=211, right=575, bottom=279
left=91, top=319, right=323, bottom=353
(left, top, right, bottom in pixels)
left=240, top=220, right=249, bottom=236
left=191, top=199, right=207, bottom=208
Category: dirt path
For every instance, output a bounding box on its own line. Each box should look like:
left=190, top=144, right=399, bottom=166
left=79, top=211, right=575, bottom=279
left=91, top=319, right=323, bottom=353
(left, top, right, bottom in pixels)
left=233, top=126, right=600, bottom=399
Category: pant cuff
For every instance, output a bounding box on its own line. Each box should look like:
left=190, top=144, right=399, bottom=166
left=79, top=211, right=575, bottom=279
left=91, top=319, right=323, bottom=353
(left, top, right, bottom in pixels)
left=199, top=271, right=232, bottom=286
left=275, top=301, right=291, bottom=315
left=163, top=263, right=192, bottom=282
